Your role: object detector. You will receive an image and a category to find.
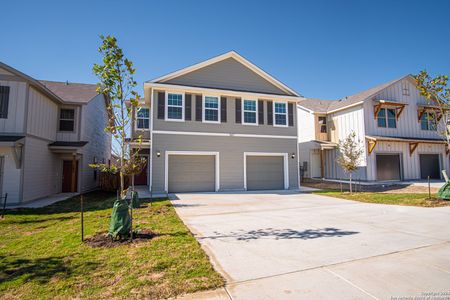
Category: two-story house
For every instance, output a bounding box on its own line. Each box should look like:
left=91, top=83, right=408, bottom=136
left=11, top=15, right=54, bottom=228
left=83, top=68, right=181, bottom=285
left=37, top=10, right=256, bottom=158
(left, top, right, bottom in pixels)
left=130, top=51, right=301, bottom=193
left=0, top=62, right=111, bottom=204
left=298, top=75, right=447, bottom=182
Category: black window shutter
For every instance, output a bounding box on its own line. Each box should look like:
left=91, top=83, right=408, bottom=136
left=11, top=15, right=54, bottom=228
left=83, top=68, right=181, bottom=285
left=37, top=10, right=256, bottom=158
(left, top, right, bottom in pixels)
left=0, top=86, right=10, bottom=119
left=235, top=98, right=242, bottom=123
left=267, top=100, right=273, bottom=125
left=220, top=97, right=227, bottom=123
left=288, top=103, right=294, bottom=126
left=258, top=100, right=264, bottom=125
left=195, top=95, right=202, bottom=121
left=185, top=94, right=192, bottom=121
left=157, top=92, right=165, bottom=119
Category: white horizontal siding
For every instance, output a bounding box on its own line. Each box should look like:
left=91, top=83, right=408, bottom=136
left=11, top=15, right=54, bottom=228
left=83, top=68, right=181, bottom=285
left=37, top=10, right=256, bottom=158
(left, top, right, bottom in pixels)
left=0, top=79, right=27, bottom=134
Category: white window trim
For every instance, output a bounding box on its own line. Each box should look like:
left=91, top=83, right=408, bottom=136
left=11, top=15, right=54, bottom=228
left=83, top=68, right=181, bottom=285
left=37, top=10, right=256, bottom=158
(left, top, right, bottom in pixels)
left=135, top=107, right=150, bottom=130
left=273, top=101, right=288, bottom=127
left=58, top=108, right=76, bottom=132
left=243, top=152, right=289, bottom=190
left=164, top=151, right=220, bottom=193
left=242, top=99, right=258, bottom=126
left=202, top=95, right=221, bottom=124
left=165, top=92, right=185, bottom=122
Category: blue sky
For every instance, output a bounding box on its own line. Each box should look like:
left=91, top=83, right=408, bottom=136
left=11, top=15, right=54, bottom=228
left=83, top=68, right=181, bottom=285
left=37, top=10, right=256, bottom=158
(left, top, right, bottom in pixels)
left=1, top=0, right=449, bottom=100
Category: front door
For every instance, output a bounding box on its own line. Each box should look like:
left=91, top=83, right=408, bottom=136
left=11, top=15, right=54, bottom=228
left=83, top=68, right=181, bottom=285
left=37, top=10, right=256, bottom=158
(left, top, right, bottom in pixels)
left=62, top=160, right=78, bottom=192
left=134, top=159, right=148, bottom=185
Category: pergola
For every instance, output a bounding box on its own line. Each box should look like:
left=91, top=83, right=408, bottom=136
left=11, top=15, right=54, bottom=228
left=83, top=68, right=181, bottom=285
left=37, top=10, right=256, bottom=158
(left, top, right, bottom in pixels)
left=373, top=100, right=408, bottom=120
left=366, top=135, right=448, bottom=156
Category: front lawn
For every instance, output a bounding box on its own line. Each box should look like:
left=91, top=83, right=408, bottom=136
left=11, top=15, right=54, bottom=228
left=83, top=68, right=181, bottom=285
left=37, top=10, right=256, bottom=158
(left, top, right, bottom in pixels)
left=0, top=192, right=224, bottom=299
left=315, top=191, right=450, bottom=207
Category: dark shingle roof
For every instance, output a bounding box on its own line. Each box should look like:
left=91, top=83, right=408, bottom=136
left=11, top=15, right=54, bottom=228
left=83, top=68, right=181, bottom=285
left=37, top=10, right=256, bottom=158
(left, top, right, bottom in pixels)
left=0, top=135, right=25, bottom=142
left=299, top=75, right=415, bottom=113
left=49, top=141, right=88, bottom=147
left=39, top=80, right=98, bottom=104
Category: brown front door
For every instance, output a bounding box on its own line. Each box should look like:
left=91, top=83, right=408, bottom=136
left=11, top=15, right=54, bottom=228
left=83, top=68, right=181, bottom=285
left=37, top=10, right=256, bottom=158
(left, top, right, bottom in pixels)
left=62, top=160, right=78, bottom=192
left=134, top=159, right=148, bottom=185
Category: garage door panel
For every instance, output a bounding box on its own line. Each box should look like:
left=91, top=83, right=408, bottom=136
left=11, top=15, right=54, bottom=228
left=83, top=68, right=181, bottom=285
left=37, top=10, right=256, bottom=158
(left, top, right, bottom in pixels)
left=376, top=154, right=401, bottom=181
left=247, top=156, right=284, bottom=190
left=420, top=154, right=440, bottom=179
left=168, top=155, right=215, bottom=193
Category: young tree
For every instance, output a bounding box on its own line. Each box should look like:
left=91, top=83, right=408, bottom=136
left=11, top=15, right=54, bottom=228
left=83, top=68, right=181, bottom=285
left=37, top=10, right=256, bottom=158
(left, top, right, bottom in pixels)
left=415, top=71, right=450, bottom=150
left=91, top=35, right=145, bottom=199
left=336, top=131, right=364, bottom=194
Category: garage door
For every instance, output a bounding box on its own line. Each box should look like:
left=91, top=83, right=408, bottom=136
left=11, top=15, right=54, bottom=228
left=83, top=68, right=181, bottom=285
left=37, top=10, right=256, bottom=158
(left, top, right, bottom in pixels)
left=420, top=154, right=440, bottom=179
left=246, top=156, right=284, bottom=190
left=168, top=155, right=215, bottom=193
left=376, top=154, right=401, bottom=181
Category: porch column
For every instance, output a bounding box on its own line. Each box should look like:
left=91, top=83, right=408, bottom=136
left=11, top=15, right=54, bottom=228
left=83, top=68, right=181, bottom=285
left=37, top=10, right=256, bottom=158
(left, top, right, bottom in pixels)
left=71, top=154, right=77, bottom=192
left=320, top=149, right=325, bottom=178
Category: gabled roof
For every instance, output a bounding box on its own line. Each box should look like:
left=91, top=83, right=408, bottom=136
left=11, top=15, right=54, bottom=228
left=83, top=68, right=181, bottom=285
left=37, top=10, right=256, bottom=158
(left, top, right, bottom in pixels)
left=147, top=51, right=300, bottom=97
left=298, top=98, right=338, bottom=113
left=39, top=80, right=99, bottom=104
left=298, top=74, right=415, bottom=114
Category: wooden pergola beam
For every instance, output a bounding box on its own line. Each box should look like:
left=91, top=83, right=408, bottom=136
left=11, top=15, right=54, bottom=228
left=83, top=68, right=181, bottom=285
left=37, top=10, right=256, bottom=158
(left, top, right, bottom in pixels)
left=374, top=101, right=406, bottom=120
left=396, top=105, right=405, bottom=120
left=373, top=103, right=383, bottom=119
left=409, top=142, right=419, bottom=156
left=367, top=139, right=377, bottom=155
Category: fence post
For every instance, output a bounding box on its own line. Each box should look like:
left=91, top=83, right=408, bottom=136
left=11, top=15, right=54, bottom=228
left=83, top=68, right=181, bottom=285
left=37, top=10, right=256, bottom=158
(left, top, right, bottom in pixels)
left=428, top=176, right=431, bottom=199
left=1, top=193, right=7, bottom=218
left=81, top=194, right=84, bottom=242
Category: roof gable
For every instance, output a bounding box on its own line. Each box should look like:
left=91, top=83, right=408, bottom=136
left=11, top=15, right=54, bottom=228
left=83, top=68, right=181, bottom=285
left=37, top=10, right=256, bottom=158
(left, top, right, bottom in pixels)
left=149, top=51, right=299, bottom=96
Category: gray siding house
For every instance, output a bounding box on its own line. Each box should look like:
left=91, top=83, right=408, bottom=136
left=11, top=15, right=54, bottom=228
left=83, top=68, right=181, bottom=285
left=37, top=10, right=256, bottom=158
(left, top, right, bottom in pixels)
left=298, top=75, right=447, bottom=182
left=131, top=51, right=301, bottom=193
left=0, top=62, right=111, bottom=204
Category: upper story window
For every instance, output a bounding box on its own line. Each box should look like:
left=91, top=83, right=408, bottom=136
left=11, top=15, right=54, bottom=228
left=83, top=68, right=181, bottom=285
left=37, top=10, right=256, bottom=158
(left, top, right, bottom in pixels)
left=318, top=116, right=327, bottom=133
left=136, top=107, right=150, bottom=129
left=203, top=96, right=220, bottom=123
left=377, top=108, right=396, bottom=128
left=0, top=86, right=10, bottom=119
left=166, top=93, right=184, bottom=121
left=274, top=102, right=287, bottom=126
left=59, top=108, right=75, bottom=131
left=242, top=99, right=257, bottom=125
left=420, top=112, right=437, bottom=131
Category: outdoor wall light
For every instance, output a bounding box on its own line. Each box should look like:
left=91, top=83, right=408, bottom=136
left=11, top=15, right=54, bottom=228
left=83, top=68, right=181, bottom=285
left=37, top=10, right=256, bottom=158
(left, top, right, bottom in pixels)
left=291, top=153, right=296, bottom=159
left=156, top=150, right=161, bottom=158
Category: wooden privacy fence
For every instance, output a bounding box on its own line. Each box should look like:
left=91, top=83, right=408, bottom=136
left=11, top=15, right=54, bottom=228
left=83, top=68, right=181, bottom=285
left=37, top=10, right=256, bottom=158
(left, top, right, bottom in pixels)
left=99, top=172, right=130, bottom=192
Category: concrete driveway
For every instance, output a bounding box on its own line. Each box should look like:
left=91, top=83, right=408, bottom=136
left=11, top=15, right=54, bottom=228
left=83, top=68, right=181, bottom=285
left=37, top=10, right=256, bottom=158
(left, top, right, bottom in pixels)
left=171, top=191, right=450, bottom=300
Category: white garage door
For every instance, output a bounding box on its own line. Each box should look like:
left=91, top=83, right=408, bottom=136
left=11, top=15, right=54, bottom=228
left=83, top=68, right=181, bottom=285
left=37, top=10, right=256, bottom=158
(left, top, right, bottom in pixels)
left=246, top=156, right=285, bottom=190
left=168, top=155, right=216, bottom=193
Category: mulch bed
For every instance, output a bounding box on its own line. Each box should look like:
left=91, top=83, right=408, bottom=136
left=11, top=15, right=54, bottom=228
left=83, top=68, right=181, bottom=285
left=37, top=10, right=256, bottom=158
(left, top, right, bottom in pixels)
left=85, top=229, right=157, bottom=248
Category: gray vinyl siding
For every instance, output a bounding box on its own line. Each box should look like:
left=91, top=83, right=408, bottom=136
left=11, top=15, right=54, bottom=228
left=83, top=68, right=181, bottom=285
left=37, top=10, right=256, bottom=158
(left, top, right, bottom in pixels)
left=151, top=134, right=299, bottom=193
left=152, top=90, right=297, bottom=136
left=56, top=105, right=81, bottom=142
left=27, top=87, right=58, bottom=140
left=22, top=136, right=61, bottom=202
left=323, top=148, right=368, bottom=181
left=0, top=76, right=27, bottom=134
left=0, top=146, right=22, bottom=203
left=163, top=57, right=292, bottom=96
left=79, top=94, right=111, bottom=192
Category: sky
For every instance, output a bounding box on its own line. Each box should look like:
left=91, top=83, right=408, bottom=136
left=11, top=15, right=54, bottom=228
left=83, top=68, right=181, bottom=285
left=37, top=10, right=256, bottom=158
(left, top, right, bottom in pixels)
left=1, top=0, right=449, bottom=100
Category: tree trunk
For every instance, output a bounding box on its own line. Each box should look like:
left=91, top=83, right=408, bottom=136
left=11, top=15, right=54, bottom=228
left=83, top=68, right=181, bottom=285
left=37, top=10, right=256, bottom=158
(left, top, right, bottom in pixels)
left=349, top=173, right=353, bottom=195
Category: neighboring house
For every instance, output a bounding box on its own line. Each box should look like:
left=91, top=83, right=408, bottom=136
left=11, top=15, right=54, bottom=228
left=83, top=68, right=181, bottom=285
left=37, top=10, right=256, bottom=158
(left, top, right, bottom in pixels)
left=129, top=51, right=301, bottom=193
left=0, top=62, right=111, bottom=204
left=298, top=75, right=448, bottom=181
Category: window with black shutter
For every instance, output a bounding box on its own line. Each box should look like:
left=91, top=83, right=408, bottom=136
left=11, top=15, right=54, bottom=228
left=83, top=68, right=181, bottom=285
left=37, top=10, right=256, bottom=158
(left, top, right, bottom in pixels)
left=59, top=108, right=75, bottom=131
left=0, top=86, right=10, bottom=119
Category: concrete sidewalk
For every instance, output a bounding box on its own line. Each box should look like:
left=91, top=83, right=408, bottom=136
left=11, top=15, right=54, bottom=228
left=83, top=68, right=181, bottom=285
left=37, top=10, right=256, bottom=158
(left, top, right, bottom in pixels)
left=5, top=192, right=78, bottom=209
left=172, top=192, right=450, bottom=299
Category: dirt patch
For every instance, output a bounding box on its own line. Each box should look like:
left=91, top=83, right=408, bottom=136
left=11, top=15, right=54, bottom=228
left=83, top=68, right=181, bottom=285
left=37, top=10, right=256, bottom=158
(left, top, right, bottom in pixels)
left=302, top=178, right=440, bottom=194
left=85, top=229, right=157, bottom=248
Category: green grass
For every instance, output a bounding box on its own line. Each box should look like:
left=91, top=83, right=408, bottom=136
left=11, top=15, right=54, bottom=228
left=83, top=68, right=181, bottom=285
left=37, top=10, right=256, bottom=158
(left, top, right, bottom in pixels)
left=314, top=190, right=450, bottom=207
left=0, top=192, right=224, bottom=299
